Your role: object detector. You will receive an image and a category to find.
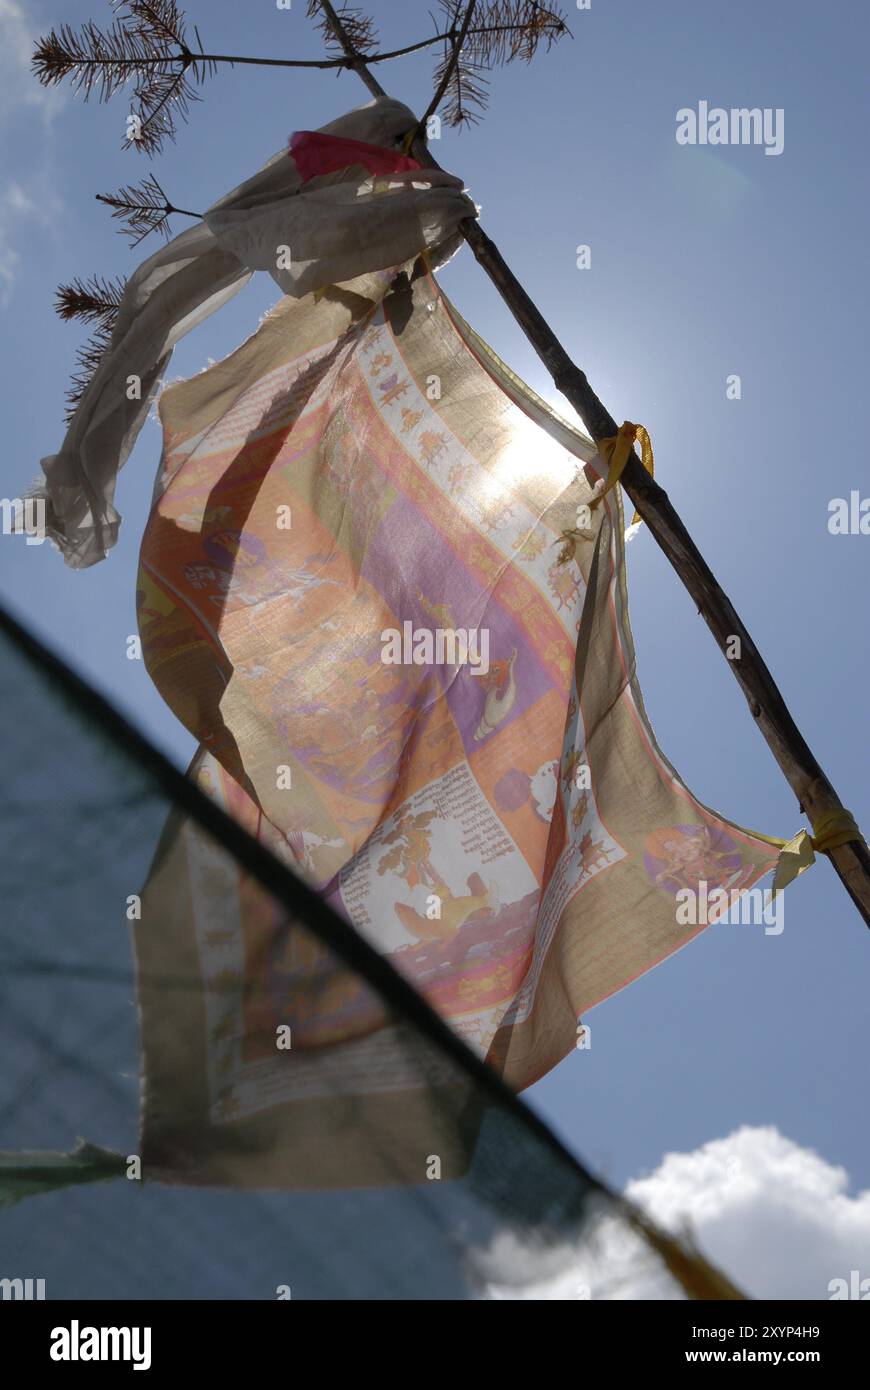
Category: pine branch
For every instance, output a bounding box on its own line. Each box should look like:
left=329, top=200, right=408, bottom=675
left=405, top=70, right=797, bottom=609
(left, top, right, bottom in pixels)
left=32, top=1, right=215, bottom=156
left=32, top=0, right=568, bottom=155
left=32, top=19, right=154, bottom=103
left=119, top=0, right=185, bottom=47
left=55, top=273, right=127, bottom=328
left=311, top=0, right=385, bottom=98
left=120, top=3, right=217, bottom=156
left=425, top=1, right=570, bottom=128
left=463, top=0, right=570, bottom=66
left=65, top=325, right=115, bottom=424
left=305, top=1, right=378, bottom=59
left=31, top=22, right=443, bottom=84
left=430, top=2, right=489, bottom=128
left=54, top=273, right=129, bottom=424
left=96, top=174, right=201, bottom=247
left=433, top=48, right=489, bottom=127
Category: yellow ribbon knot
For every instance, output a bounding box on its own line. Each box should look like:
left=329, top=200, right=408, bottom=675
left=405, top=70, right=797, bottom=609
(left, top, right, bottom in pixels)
left=592, top=421, right=654, bottom=527
left=772, top=809, right=864, bottom=896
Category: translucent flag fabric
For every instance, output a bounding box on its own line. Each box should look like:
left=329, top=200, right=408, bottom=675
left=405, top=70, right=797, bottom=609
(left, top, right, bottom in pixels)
left=26, top=97, right=475, bottom=568
left=134, top=259, right=779, bottom=1187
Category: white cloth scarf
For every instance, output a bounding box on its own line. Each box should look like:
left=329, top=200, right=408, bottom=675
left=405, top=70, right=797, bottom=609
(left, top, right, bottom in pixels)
left=30, top=97, right=477, bottom=568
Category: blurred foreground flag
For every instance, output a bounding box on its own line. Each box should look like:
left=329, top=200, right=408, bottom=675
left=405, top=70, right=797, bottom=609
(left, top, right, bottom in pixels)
left=1, top=606, right=746, bottom=1297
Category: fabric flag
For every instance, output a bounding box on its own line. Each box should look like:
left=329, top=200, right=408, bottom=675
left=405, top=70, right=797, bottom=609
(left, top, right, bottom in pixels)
left=23, top=94, right=781, bottom=1196
left=134, top=259, right=779, bottom=1186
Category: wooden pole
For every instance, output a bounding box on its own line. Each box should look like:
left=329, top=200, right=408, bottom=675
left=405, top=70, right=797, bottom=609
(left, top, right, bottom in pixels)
left=316, top=2, right=870, bottom=929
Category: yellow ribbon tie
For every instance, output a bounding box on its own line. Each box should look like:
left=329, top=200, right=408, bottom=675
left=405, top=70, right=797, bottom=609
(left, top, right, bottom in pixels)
left=771, top=809, right=864, bottom=896
left=591, top=421, right=654, bottom=527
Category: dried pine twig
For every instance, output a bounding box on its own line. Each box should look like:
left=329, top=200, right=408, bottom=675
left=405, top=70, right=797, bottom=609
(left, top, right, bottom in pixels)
left=429, top=0, right=489, bottom=129
left=31, top=0, right=570, bottom=156
left=96, top=173, right=201, bottom=247
left=31, top=12, right=461, bottom=96
left=66, top=333, right=118, bottom=424
left=32, top=0, right=215, bottom=156
left=305, top=0, right=378, bottom=57
left=55, top=273, right=127, bottom=328
left=421, top=0, right=572, bottom=132
left=464, top=0, right=570, bottom=66
left=54, top=273, right=129, bottom=424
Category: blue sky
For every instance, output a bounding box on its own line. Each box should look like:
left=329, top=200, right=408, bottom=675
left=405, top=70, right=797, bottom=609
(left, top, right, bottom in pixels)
left=1, top=0, right=867, bottom=1250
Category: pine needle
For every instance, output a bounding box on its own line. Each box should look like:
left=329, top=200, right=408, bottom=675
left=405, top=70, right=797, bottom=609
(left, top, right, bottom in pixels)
left=31, top=1, right=215, bottom=157
left=64, top=321, right=116, bottom=424
left=306, top=2, right=378, bottom=59
left=55, top=274, right=127, bottom=327
left=430, top=0, right=569, bottom=127
left=55, top=274, right=128, bottom=424
left=464, top=0, right=570, bottom=67
left=96, top=173, right=179, bottom=246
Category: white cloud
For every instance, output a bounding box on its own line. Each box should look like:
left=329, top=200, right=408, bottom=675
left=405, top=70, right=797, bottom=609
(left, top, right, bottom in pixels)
left=470, top=1127, right=870, bottom=1300
left=0, top=239, right=19, bottom=302
left=7, top=182, right=37, bottom=215
left=468, top=1213, right=685, bottom=1300
left=0, top=186, right=25, bottom=301
left=0, top=176, right=58, bottom=304
left=0, top=3, right=66, bottom=302
left=0, top=0, right=63, bottom=128
left=628, top=1126, right=870, bottom=1300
